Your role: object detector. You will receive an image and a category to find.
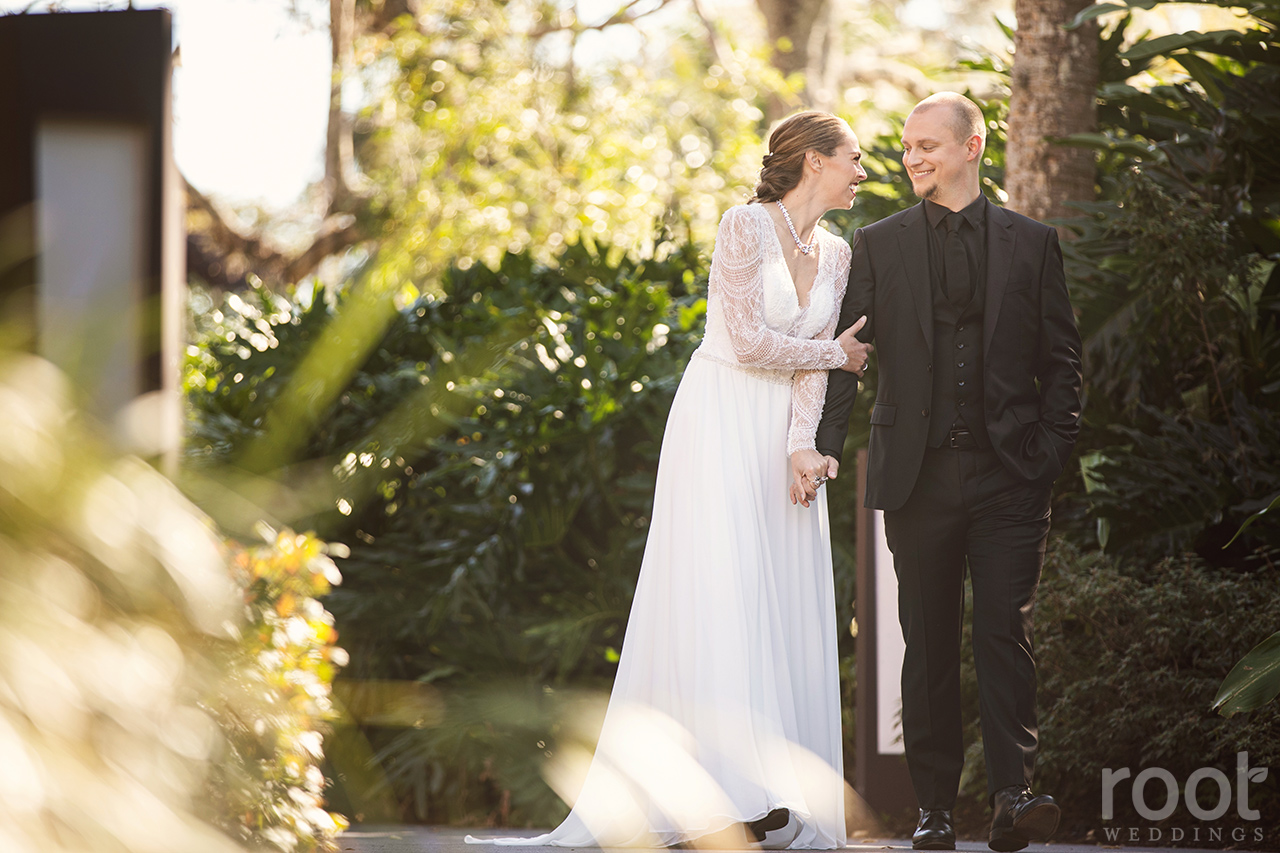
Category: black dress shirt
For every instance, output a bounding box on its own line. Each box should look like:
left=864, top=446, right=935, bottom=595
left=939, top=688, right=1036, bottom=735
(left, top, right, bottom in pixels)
left=924, top=194, right=988, bottom=304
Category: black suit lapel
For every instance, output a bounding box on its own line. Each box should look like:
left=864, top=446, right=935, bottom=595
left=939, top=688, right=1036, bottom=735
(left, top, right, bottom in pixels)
left=896, top=203, right=933, bottom=358
left=983, top=201, right=1016, bottom=356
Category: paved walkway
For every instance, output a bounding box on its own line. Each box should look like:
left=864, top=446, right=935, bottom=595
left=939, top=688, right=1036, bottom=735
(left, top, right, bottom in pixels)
left=336, top=826, right=1267, bottom=853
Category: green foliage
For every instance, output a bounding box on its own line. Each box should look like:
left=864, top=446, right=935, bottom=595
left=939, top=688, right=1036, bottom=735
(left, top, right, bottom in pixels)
left=201, top=527, right=350, bottom=852
left=1073, top=395, right=1280, bottom=565
left=1050, top=3, right=1280, bottom=564
left=184, top=286, right=316, bottom=462
left=1034, top=544, right=1280, bottom=833
left=350, top=0, right=791, bottom=294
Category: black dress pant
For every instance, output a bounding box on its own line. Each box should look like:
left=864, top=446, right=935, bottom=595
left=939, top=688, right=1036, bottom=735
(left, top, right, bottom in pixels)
left=882, top=445, right=1052, bottom=808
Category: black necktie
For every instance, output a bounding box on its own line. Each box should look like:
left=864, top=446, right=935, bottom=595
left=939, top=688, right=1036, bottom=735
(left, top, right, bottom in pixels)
left=943, top=212, right=971, bottom=307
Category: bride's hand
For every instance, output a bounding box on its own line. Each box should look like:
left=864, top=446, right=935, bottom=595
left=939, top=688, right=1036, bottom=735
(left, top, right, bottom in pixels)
left=790, top=448, right=827, bottom=508
left=836, top=316, right=873, bottom=375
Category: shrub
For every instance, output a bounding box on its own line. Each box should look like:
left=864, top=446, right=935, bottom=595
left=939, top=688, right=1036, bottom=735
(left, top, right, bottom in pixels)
left=1069, top=396, right=1280, bottom=568
left=200, top=527, right=350, bottom=852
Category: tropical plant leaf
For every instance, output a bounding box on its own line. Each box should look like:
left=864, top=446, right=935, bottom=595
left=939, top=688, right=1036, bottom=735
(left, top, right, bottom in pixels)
left=1173, top=52, right=1227, bottom=101
left=1066, top=1, right=1156, bottom=29
left=1055, top=132, right=1160, bottom=157
left=1120, top=29, right=1242, bottom=61
left=1224, top=492, right=1280, bottom=548
left=1213, top=630, right=1280, bottom=716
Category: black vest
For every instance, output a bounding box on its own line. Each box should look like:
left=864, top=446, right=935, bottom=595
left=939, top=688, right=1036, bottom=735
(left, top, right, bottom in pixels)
left=926, top=227, right=991, bottom=449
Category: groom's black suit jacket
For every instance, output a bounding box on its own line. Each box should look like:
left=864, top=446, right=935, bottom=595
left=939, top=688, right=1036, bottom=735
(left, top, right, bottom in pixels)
left=815, top=197, right=1083, bottom=511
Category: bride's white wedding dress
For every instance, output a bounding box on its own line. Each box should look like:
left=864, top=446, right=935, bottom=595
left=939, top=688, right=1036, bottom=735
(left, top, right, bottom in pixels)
left=468, top=203, right=852, bottom=849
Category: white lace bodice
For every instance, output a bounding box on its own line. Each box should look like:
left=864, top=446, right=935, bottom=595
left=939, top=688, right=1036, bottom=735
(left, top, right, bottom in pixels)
left=694, top=203, right=852, bottom=455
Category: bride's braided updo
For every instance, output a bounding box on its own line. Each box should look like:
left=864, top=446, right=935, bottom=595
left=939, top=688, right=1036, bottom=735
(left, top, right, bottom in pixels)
left=749, top=111, right=852, bottom=204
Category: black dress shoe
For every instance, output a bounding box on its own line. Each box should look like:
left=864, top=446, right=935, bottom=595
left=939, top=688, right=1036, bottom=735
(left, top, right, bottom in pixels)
left=912, top=808, right=955, bottom=850
left=745, top=808, right=789, bottom=842
left=989, top=786, right=1060, bottom=852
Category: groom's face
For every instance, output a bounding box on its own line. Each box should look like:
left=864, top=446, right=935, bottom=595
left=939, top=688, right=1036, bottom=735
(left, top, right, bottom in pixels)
left=901, top=107, right=970, bottom=202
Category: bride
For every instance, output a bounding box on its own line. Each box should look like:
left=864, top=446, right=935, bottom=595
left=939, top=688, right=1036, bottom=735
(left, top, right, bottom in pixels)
left=468, top=111, right=871, bottom=849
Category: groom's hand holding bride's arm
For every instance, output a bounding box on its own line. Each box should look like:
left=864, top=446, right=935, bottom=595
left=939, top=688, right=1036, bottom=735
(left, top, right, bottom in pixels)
left=836, top=315, right=872, bottom=375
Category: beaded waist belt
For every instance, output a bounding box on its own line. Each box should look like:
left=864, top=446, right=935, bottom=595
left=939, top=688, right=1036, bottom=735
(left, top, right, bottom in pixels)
left=690, top=348, right=794, bottom=386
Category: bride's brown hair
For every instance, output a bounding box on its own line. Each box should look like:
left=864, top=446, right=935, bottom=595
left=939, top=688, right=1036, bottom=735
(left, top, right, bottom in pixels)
left=749, top=111, right=851, bottom=204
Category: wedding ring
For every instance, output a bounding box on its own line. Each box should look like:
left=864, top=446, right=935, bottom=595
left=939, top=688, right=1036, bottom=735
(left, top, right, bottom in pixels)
left=810, top=475, right=827, bottom=489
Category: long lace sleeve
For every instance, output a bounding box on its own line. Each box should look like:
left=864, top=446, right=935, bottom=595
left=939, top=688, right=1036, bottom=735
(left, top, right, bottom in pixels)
left=712, top=207, right=848, bottom=371
left=788, top=239, right=852, bottom=455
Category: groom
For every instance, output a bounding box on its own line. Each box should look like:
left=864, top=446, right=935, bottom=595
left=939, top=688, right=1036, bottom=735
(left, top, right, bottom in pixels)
left=808, top=93, right=1082, bottom=852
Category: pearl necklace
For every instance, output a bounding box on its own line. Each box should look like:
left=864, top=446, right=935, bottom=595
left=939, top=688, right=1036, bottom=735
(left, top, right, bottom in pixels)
left=776, top=200, right=816, bottom=255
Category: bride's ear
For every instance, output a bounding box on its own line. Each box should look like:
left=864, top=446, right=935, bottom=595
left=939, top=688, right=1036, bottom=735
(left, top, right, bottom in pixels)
left=806, top=151, right=823, bottom=173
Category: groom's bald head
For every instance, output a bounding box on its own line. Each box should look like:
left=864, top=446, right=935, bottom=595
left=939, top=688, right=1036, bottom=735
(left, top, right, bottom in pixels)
left=909, top=92, right=987, bottom=153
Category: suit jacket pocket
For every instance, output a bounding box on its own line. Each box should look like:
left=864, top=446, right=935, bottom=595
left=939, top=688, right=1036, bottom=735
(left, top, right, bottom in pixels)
left=1012, top=402, right=1041, bottom=424
left=871, top=403, right=896, bottom=426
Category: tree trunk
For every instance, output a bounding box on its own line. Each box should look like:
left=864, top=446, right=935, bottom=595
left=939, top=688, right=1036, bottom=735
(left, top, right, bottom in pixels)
left=753, top=0, right=832, bottom=119
left=1006, top=0, right=1098, bottom=233
left=326, top=0, right=358, bottom=208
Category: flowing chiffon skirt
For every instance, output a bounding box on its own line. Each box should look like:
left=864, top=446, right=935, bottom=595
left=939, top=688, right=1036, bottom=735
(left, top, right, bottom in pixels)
left=467, top=354, right=846, bottom=848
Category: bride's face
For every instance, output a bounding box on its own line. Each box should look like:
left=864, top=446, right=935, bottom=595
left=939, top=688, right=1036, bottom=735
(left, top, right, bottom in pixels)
left=813, top=131, right=867, bottom=211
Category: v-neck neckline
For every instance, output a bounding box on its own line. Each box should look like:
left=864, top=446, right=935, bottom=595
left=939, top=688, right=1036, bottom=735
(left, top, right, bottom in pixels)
left=757, top=203, right=821, bottom=310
